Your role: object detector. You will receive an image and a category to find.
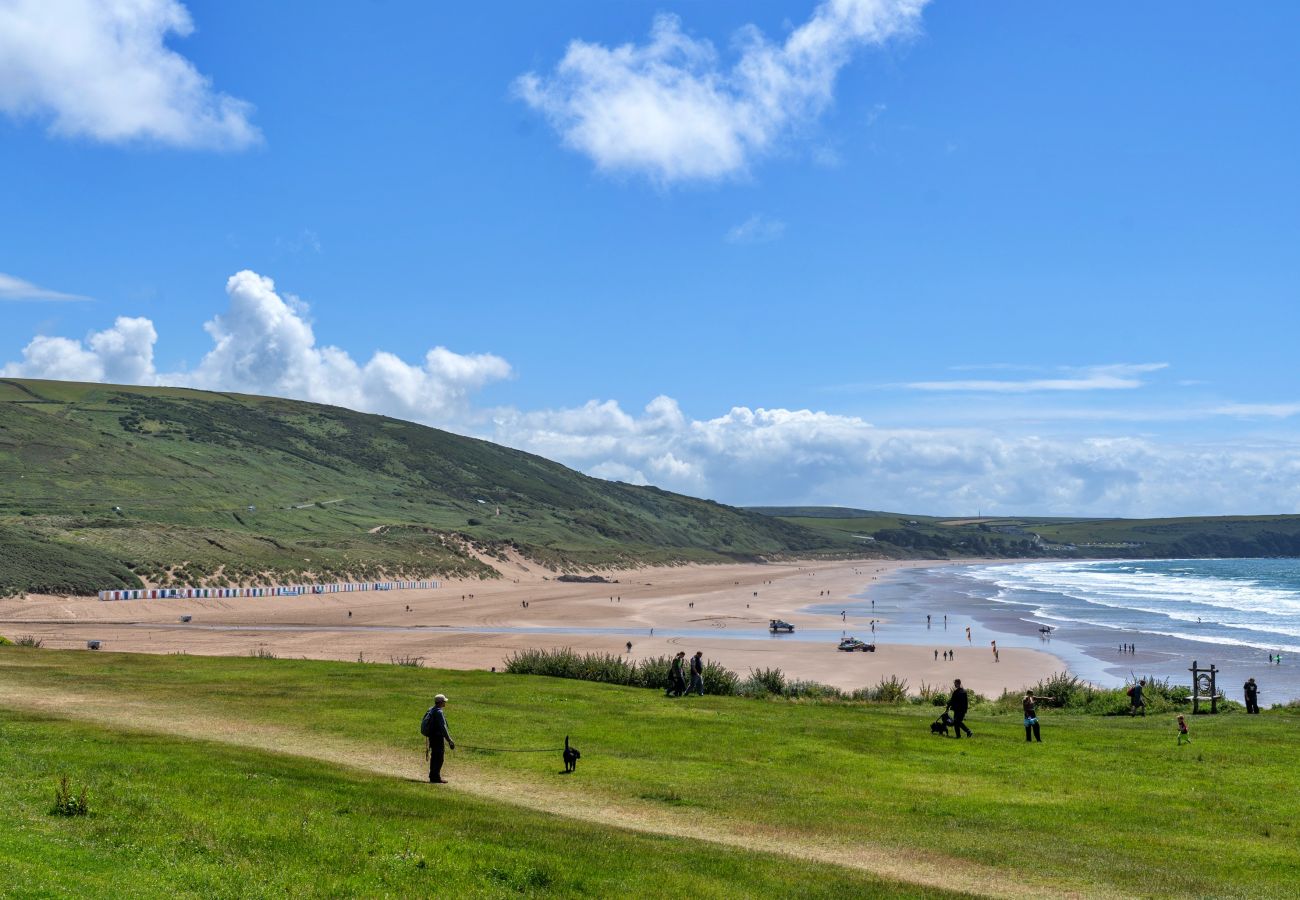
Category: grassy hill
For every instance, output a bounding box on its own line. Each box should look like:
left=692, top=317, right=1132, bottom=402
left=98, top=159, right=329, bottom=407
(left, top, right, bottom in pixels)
left=754, top=506, right=1300, bottom=560
left=0, top=379, right=850, bottom=595
left=2, top=649, right=1297, bottom=897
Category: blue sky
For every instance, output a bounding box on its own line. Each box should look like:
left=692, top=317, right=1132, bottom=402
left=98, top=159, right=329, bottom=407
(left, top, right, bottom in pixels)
left=2, top=0, right=1298, bottom=516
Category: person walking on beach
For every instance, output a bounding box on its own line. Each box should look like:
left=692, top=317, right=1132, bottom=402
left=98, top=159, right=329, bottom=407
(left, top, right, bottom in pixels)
left=1176, top=714, right=1191, bottom=745
left=927, top=614, right=931, bottom=628
left=965, top=626, right=971, bottom=644
left=1129, top=678, right=1147, bottom=716
left=1023, top=690, right=1047, bottom=743
left=667, top=651, right=686, bottom=697
left=1244, top=678, right=1260, bottom=714
left=421, top=694, right=454, bottom=784
left=689, top=650, right=705, bottom=696
left=947, top=678, right=973, bottom=739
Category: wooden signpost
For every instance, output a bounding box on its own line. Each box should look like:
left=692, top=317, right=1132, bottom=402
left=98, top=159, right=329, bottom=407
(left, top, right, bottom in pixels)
left=1189, top=660, right=1219, bottom=714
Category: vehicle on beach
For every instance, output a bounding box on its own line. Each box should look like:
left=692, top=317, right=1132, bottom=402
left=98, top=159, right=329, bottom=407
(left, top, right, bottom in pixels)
left=837, top=637, right=875, bottom=652
left=769, top=619, right=795, bottom=633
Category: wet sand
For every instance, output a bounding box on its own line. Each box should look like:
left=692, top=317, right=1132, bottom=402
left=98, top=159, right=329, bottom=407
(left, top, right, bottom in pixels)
left=0, top=559, right=1063, bottom=696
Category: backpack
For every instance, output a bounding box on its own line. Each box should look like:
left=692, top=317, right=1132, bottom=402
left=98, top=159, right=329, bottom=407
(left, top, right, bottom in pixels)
left=420, top=706, right=438, bottom=738
left=1125, top=686, right=1134, bottom=697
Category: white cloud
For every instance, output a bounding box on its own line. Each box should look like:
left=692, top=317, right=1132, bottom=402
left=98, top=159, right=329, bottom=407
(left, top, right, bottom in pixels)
left=491, top=397, right=1300, bottom=517
left=726, top=213, right=786, bottom=244
left=2, top=316, right=156, bottom=382
left=1211, top=403, right=1300, bottom=419
left=0, top=0, right=259, bottom=148
left=1, top=270, right=510, bottom=424
left=0, top=272, right=89, bottom=301
left=515, top=0, right=928, bottom=183
left=905, top=363, right=1169, bottom=393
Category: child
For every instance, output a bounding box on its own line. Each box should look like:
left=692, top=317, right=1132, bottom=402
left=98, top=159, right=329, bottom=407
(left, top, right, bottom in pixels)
left=1176, top=714, right=1191, bottom=745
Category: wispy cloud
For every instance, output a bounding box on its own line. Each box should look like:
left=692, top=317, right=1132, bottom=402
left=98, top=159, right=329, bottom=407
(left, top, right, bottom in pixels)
left=514, top=0, right=928, bottom=183
left=726, top=214, right=786, bottom=244
left=1211, top=403, right=1300, bottom=419
left=0, top=272, right=90, bottom=302
left=905, top=363, right=1169, bottom=393
left=0, top=0, right=260, bottom=149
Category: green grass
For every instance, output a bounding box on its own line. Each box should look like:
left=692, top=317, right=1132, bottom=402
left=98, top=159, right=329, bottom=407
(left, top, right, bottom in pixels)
left=2, top=649, right=1297, bottom=897
left=0, top=378, right=852, bottom=594
left=0, top=711, right=939, bottom=899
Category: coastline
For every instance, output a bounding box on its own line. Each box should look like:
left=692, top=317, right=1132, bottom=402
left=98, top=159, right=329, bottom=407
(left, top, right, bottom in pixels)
left=0, top=558, right=1066, bottom=696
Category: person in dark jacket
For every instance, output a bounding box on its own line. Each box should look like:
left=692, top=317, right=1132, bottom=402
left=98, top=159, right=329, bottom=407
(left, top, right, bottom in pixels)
left=946, top=678, right=973, bottom=738
left=688, top=651, right=705, bottom=696
left=666, top=652, right=686, bottom=697
left=427, top=694, right=454, bottom=783
left=1244, top=678, right=1260, bottom=714
left=1023, top=690, right=1048, bottom=742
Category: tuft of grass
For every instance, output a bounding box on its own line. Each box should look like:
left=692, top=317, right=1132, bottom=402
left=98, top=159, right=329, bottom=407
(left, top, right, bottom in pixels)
left=15, top=635, right=44, bottom=648
left=249, top=646, right=277, bottom=660
left=389, top=655, right=425, bottom=667
left=50, top=776, right=89, bottom=817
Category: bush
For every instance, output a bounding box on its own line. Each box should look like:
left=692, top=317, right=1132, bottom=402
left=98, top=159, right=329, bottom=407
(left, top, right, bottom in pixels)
left=863, top=675, right=910, bottom=704
left=503, top=648, right=739, bottom=695
left=250, top=647, right=277, bottom=660
left=390, top=655, right=425, bottom=667
left=743, top=667, right=787, bottom=697
left=50, top=776, right=89, bottom=817
left=15, top=635, right=43, bottom=648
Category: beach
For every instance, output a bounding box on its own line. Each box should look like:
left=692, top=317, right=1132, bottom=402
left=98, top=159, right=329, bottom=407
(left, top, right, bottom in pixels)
left=0, top=558, right=1062, bottom=696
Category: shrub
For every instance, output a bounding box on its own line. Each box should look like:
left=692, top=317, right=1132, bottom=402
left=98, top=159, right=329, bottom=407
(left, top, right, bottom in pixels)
left=0, top=635, right=11, bottom=646
left=250, top=647, right=277, bottom=660
left=390, top=655, right=425, bottom=667
left=863, top=675, right=910, bottom=704
left=50, top=776, right=89, bottom=817
left=744, top=667, right=787, bottom=697
left=15, top=635, right=43, bottom=648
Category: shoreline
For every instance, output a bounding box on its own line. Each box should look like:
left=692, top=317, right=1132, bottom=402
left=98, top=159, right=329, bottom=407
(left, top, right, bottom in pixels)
left=0, top=558, right=1066, bottom=696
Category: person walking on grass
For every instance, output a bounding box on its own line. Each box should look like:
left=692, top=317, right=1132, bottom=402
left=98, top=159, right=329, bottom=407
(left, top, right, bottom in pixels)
left=1129, top=678, right=1147, bottom=717
left=689, top=650, right=705, bottom=696
left=1023, top=690, right=1050, bottom=742
left=946, top=678, right=973, bottom=739
left=667, top=651, right=686, bottom=697
left=1176, top=714, right=1191, bottom=745
left=421, top=694, right=454, bottom=784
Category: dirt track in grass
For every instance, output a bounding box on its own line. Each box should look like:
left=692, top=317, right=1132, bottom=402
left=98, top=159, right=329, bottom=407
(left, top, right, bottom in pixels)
left=0, top=676, right=1100, bottom=899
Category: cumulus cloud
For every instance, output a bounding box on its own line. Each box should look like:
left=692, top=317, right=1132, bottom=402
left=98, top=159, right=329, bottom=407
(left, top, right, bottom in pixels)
left=490, top=397, right=1300, bottom=517
left=2, top=316, right=157, bottom=383
left=0, top=272, right=89, bottom=301
left=726, top=214, right=786, bottom=244
left=905, top=363, right=1169, bottom=393
left=0, top=0, right=259, bottom=148
left=515, top=0, right=928, bottom=182
left=1, top=270, right=510, bottom=424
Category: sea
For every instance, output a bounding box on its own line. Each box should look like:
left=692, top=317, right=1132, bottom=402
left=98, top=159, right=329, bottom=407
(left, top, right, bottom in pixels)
left=811, top=558, right=1300, bottom=703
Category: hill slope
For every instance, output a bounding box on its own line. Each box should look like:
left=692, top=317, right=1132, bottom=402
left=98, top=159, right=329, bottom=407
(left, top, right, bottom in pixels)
left=0, top=379, right=848, bottom=594
left=753, top=507, right=1300, bottom=559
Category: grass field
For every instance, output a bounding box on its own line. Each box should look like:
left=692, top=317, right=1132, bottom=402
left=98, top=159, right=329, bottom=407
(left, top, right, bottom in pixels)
left=1, top=648, right=1296, bottom=898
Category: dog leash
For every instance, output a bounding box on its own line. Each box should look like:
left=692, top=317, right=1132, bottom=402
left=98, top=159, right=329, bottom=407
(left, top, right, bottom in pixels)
left=454, top=744, right=565, bottom=753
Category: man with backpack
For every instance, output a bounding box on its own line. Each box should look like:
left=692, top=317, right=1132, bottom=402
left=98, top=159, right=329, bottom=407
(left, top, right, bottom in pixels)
left=1128, top=678, right=1146, bottom=716
left=421, top=694, right=455, bottom=783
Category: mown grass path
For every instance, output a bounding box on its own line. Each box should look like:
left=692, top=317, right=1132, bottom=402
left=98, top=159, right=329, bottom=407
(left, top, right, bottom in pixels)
left=3, top=650, right=1297, bottom=898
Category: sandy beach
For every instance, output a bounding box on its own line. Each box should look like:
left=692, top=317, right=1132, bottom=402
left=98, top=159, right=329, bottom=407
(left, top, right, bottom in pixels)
left=0, top=558, right=1063, bottom=696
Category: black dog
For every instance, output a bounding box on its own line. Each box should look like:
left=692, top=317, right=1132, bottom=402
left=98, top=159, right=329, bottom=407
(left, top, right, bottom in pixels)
left=930, top=713, right=953, bottom=736
left=562, top=735, right=581, bottom=773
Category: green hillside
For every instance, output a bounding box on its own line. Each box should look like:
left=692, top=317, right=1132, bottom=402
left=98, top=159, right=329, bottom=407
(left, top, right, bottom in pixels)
left=0, top=379, right=849, bottom=595
left=754, top=507, right=1300, bottom=560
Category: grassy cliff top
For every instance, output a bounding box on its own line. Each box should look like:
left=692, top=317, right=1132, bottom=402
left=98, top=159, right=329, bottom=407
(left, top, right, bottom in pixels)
left=0, top=378, right=847, bottom=594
